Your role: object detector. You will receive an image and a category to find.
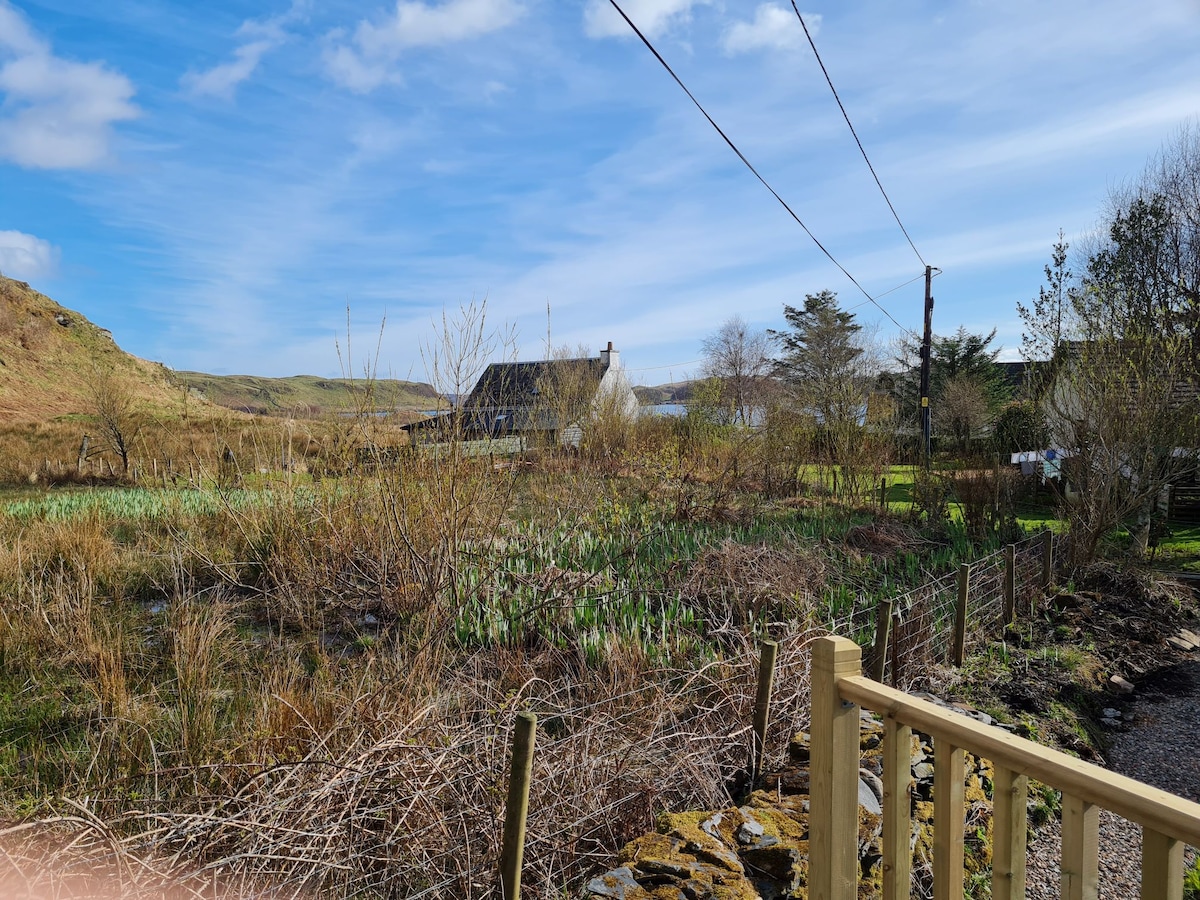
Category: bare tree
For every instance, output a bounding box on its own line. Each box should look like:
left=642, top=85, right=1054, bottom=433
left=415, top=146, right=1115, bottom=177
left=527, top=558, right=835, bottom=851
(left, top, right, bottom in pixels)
left=700, top=315, right=773, bottom=425
left=1043, top=336, right=1197, bottom=563
left=87, top=363, right=140, bottom=474
left=940, top=374, right=992, bottom=455
left=1027, top=127, right=1200, bottom=563
left=536, top=343, right=596, bottom=449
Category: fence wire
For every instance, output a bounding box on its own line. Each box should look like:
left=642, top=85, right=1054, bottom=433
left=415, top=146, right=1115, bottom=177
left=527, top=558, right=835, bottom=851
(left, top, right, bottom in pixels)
left=872, top=533, right=1052, bottom=690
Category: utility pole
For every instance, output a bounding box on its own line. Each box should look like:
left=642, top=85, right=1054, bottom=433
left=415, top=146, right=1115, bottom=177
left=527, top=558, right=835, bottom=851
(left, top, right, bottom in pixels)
left=919, top=265, right=934, bottom=469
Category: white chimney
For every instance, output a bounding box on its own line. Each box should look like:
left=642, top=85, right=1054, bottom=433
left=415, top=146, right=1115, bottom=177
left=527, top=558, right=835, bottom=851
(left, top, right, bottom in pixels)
left=600, top=340, right=618, bottom=368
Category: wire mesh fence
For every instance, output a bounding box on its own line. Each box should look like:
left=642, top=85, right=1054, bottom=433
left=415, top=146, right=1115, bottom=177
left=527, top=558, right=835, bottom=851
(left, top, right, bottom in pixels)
left=869, top=532, right=1053, bottom=690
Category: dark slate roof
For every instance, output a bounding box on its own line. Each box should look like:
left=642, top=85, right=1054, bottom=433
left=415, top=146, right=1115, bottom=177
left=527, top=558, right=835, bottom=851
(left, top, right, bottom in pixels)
left=463, top=358, right=606, bottom=411
left=997, top=360, right=1057, bottom=397
left=1057, top=340, right=1200, bottom=408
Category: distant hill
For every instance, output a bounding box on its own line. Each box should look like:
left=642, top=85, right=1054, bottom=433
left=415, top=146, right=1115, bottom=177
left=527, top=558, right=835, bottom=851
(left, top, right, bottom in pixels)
left=175, top=372, right=444, bottom=418
left=633, top=381, right=694, bottom=405
left=0, top=275, right=446, bottom=427
left=0, top=275, right=186, bottom=424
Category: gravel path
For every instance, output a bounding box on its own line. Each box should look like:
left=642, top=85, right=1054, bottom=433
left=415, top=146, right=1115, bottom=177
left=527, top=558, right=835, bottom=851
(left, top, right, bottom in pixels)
left=1023, top=661, right=1200, bottom=898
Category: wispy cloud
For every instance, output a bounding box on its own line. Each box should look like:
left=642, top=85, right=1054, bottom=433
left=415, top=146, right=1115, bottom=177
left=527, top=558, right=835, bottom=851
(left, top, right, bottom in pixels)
left=324, top=0, right=525, bottom=93
left=583, top=0, right=711, bottom=40
left=183, top=40, right=277, bottom=99
left=722, top=5, right=814, bottom=55
left=182, top=2, right=308, bottom=100
left=0, top=229, right=59, bottom=279
left=0, top=0, right=138, bottom=169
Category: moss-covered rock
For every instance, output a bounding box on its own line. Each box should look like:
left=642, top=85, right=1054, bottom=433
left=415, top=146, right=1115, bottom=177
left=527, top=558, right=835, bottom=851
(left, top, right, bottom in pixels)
left=591, top=702, right=1003, bottom=899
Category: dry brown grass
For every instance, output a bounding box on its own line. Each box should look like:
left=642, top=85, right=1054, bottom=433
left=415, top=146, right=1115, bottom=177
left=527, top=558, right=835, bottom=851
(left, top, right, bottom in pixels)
left=678, top=539, right=828, bottom=628
left=0, top=398, right=891, bottom=898
left=0, top=630, right=830, bottom=900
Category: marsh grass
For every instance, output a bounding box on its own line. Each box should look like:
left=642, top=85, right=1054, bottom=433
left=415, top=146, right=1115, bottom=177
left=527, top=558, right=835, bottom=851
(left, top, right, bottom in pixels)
left=0, top=401, right=1006, bottom=898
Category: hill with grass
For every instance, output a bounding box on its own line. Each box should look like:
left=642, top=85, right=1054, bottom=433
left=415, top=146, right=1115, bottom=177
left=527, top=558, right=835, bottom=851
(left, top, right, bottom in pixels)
left=633, top=381, right=694, bottom=405
left=0, top=275, right=185, bottom=424
left=174, top=371, right=444, bottom=418
left=0, top=275, right=444, bottom=425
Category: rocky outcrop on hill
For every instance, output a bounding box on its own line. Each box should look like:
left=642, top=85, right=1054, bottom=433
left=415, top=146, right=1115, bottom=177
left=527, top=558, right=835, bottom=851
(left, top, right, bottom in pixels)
left=589, top=700, right=998, bottom=900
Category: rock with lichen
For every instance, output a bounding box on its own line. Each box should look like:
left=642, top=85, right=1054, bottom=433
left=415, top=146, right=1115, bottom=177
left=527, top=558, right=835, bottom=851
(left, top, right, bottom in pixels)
left=589, top=699, right=999, bottom=899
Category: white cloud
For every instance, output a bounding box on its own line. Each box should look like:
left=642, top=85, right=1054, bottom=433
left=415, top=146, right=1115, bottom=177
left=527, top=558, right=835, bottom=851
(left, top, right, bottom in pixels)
left=583, top=0, right=709, bottom=40
left=183, top=38, right=277, bottom=100
left=0, top=1, right=137, bottom=169
left=723, top=5, right=815, bottom=55
left=182, top=3, right=306, bottom=100
left=325, top=0, right=524, bottom=93
left=183, top=38, right=277, bottom=99
left=0, top=230, right=59, bottom=279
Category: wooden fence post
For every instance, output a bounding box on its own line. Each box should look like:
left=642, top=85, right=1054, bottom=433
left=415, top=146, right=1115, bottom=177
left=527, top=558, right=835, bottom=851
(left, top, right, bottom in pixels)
left=870, top=598, right=893, bottom=683
left=1003, top=544, right=1016, bottom=625
left=879, top=477, right=887, bottom=510
left=890, top=605, right=903, bottom=688
left=499, top=712, right=537, bottom=900
left=953, top=564, right=970, bottom=667
left=809, top=637, right=861, bottom=900
left=752, top=639, right=779, bottom=782
left=1040, top=530, right=1054, bottom=590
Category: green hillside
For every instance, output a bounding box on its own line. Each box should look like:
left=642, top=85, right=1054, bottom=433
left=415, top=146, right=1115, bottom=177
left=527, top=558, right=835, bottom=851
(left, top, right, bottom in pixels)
left=176, top=371, right=444, bottom=417
left=0, top=275, right=186, bottom=424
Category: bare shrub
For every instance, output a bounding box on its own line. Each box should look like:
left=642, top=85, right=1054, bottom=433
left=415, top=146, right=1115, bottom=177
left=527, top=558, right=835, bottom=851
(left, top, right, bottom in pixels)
left=843, top=521, right=924, bottom=556
left=947, top=466, right=1021, bottom=542
left=0, top=633, right=828, bottom=899
left=678, top=539, right=827, bottom=628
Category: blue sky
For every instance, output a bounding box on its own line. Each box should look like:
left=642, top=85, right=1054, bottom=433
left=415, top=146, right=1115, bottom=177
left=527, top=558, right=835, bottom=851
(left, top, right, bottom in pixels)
left=2, top=0, right=1199, bottom=385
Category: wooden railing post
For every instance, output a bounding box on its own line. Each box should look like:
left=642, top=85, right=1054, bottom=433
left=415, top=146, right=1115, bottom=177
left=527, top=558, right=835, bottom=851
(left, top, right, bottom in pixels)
left=1041, top=530, right=1054, bottom=590
left=870, top=598, right=893, bottom=682
left=1061, top=793, right=1098, bottom=900
left=499, top=712, right=537, bottom=900
left=952, top=564, right=969, bottom=667
left=810, top=636, right=862, bottom=900
left=882, top=718, right=912, bottom=900
left=751, top=639, right=779, bottom=782
left=1140, top=828, right=1183, bottom=899
left=933, top=740, right=966, bottom=900
left=991, top=765, right=1028, bottom=900
left=1003, top=544, right=1016, bottom=625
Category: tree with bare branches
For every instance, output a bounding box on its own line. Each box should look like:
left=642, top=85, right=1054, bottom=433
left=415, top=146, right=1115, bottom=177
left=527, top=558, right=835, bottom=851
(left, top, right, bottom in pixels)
left=700, top=315, right=773, bottom=425
left=1026, top=126, right=1200, bottom=563
left=87, top=363, right=140, bottom=474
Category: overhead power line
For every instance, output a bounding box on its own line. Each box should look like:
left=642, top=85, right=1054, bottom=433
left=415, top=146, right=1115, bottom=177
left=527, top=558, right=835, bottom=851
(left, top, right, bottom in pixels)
left=606, top=0, right=917, bottom=339
left=790, top=2, right=927, bottom=268
left=626, top=358, right=703, bottom=372
left=843, top=271, right=928, bottom=313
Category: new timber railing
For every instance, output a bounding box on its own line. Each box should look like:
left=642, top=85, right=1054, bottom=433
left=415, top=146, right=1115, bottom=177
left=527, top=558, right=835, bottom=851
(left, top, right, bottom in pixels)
left=809, top=635, right=1200, bottom=900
